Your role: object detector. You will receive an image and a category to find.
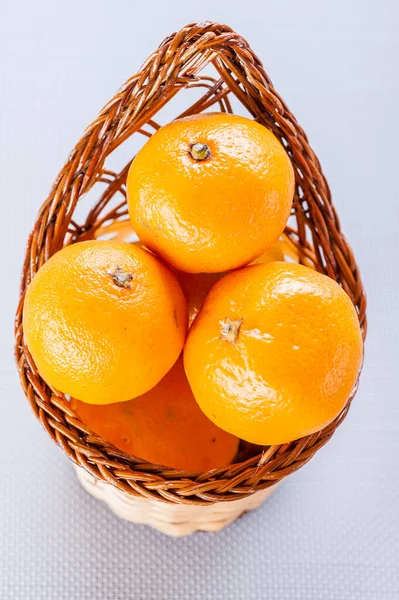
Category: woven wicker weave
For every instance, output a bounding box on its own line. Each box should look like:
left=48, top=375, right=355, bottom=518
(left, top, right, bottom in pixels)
left=15, top=22, right=366, bottom=531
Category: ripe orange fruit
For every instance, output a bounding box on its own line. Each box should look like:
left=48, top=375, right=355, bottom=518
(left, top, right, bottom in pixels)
left=71, top=357, right=239, bottom=471
left=176, top=240, right=286, bottom=327
left=127, top=113, right=294, bottom=273
left=184, top=262, right=363, bottom=445
left=23, top=241, right=187, bottom=404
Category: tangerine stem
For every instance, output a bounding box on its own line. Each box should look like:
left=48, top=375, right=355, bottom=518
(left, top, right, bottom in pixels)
left=220, top=318, right=243, bottom=344
left=189, top=143, right=211, bottom=161
left=109, top=266, right=133, bottom=289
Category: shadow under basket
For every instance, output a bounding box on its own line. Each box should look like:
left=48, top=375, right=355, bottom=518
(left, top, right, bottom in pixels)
left=15, top=21, right=366, bottom=536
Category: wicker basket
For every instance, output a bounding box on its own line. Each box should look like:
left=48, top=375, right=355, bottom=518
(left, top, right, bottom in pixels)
left=15, top=21, right=366, bottom=536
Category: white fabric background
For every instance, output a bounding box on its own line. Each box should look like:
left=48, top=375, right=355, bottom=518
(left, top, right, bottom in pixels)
left=1, top=1, right=398, bottom=598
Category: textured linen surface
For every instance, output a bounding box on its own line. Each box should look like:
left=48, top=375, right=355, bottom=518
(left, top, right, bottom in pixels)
left=1, top=1, right=398, bottom=598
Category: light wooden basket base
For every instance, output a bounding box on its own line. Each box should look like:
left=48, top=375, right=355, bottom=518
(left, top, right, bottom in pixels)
left=74, top=465, right=277, bottom=536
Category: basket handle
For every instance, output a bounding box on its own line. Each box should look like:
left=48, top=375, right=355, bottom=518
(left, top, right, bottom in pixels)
left=23, top=21, right=340, bottom=292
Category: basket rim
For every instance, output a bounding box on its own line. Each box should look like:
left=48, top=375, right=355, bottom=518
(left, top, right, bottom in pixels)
left=14, top=21, right=367, bottom=505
